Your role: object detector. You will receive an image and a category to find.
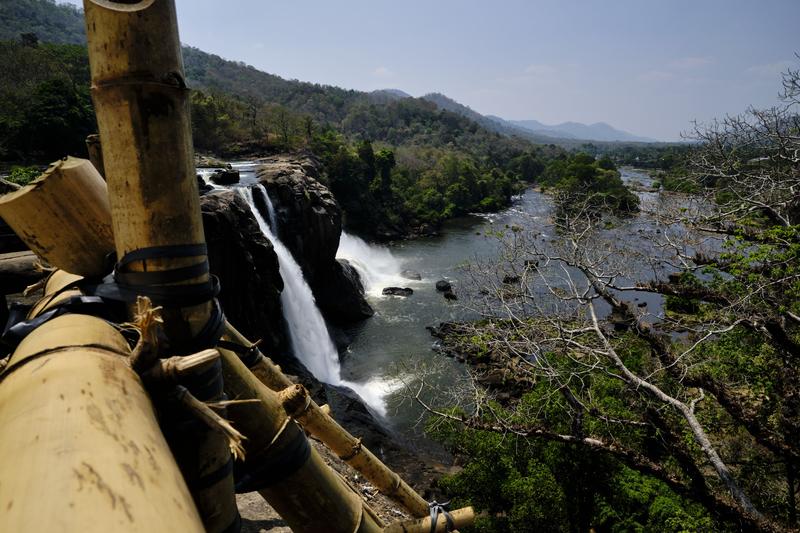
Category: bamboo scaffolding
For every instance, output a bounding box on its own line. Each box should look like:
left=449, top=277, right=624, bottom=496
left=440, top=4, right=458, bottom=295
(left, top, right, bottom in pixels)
left=83, top=1, right=237, bottom=530
left=218, top=347, right=384, bottom=533
left=0, top=156, right=113, bottom=276
left=225, top=324, right=429, bottom=517
left=0, top=314, right=204, bottom=532
left=220, top=323, right=475, bottom=532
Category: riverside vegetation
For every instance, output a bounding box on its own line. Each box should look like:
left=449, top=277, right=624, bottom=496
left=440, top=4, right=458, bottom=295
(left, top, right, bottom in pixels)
left=4, top=1, right=799, bottom=532
left=416, top=66, right=800, bottom=532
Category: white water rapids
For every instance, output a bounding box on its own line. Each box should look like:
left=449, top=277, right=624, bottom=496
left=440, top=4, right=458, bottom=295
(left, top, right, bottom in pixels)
left=238, top=185, right=395, bottom=415
left=336, top=232, right=408, bottom=297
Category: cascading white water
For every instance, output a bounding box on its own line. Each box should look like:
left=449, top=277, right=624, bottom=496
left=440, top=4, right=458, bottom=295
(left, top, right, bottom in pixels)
left=260, top=186, right=279, bottom=231
left=238, top=185, right=391, bottom=414
left=336, top=232, right=408, bottom=296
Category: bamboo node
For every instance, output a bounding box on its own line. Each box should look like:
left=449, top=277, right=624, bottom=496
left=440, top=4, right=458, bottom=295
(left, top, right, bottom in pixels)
left=279, top=384, right=312, bottom=418
left=340, top=438, right=363, bottom=462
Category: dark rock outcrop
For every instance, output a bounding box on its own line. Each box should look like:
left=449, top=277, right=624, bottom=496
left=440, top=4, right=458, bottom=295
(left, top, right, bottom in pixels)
left=210, top=168, right=240, bottom=185
left=382, top=287, right=413, bottom=297
left=435, top=279, right=452, bottom=292
left=257, top=154, right=373, bottom=324
left=201, top=190, right=287, bottom=355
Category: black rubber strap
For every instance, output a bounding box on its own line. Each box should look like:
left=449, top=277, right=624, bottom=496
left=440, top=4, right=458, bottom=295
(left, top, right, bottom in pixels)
left=429, top=501, right=455, bottom=533
left=191, top=457, right=234, bottom=490
left=2, top=296, right=115, bottom=349
left=216, top=340, right=262, bottom=368
left=234, top=427, right=311, bottom=493
left=116, top=260, right=209, bottom=287
left=88, top=275, right=220, bottom=308
left=179, top=358, right=225, bottom=401
left=83, top=243, right=219, bottom=308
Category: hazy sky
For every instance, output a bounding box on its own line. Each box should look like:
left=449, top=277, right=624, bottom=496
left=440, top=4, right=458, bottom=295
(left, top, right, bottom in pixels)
left=62, top=0, right=798, bottom=140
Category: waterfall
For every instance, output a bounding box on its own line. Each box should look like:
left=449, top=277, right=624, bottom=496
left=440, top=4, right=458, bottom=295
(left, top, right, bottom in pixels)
left=336, top=232, right=407, bottom=297
left=238, top=185, right=391, bottom=414
left=261, top=186, right=279, bottom=231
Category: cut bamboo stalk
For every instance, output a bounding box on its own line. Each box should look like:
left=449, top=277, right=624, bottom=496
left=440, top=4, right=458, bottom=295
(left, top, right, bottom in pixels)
left=0, top=157, right=114, bottom=277
left=27, top=269, right=84, bottom=318
left=383, top=507, right=475, bottom=533
left=0, top=251, right=45, bottom=295
left=221, top=323, right=450, bottom=523
left=0, top=314, right=204, bottom=532
left=218, top=347, right=384, bottom=533
left=83, top=1, right=237, bottom=531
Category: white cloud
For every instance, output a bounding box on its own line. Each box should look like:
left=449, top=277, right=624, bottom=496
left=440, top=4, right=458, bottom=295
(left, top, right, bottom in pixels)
left=373, top=66, right=395, bottom=78
left=670, top=56, right=713, bottom=69
left=745, top=61, right=794, bottom=79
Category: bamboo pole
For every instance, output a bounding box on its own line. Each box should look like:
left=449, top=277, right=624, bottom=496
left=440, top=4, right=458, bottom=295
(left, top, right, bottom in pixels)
left=383, top=507, right=475, bottom=533
left=0, top=314, right=204, bottom=532
left=83, top=2, right=238, bottom=531
left=84, top=0, right=209, bottom=343
left=0, top=156, right=114, bottom=277
left=218, top=347, right=384, bottom=533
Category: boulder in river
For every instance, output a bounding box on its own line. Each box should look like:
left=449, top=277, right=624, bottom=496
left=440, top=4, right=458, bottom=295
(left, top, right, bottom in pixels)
left=435, top=279, right=452, bottom=292
left=210, top=168, right=239, bottom=185
left=382, top=287, right=413, bottom=297
left=443, top=290, right=458, bottom=301
left=401, top=269, right=422, bottom=281
left=502, top=274, right=521, bottom=284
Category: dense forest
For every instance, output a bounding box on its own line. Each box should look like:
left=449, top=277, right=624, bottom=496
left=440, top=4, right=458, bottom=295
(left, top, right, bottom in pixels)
left=0, top=0, right=573, bottom=237
left=421, top=67, right=800, bottom=531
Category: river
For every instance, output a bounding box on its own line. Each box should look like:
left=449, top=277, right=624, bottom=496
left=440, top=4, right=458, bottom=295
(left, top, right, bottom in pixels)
left=204, top=164, right=698, bottom=441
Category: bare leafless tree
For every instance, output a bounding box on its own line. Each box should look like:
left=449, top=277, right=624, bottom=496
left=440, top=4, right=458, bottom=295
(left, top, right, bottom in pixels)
left=405, top=66, right=800, bottom=531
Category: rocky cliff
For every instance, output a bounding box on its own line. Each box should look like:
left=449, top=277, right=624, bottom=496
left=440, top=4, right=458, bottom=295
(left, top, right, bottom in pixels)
left=201, top=190, right=288, bottom=355
left=256, top=154, right=373, bottom=325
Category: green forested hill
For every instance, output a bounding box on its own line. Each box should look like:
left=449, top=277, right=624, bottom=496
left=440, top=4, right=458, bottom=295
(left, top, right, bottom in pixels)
left=0, top=0, right=85, bottom=44
left=0, top=0, right=563, bottom=237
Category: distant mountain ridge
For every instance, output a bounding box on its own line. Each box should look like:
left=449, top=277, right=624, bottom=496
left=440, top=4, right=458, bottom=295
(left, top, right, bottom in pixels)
left=421, top=93, right=562, bottom=144
left=508, top=119, right=656, bottom=143
left=421, top=93, right=656, bottom=143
